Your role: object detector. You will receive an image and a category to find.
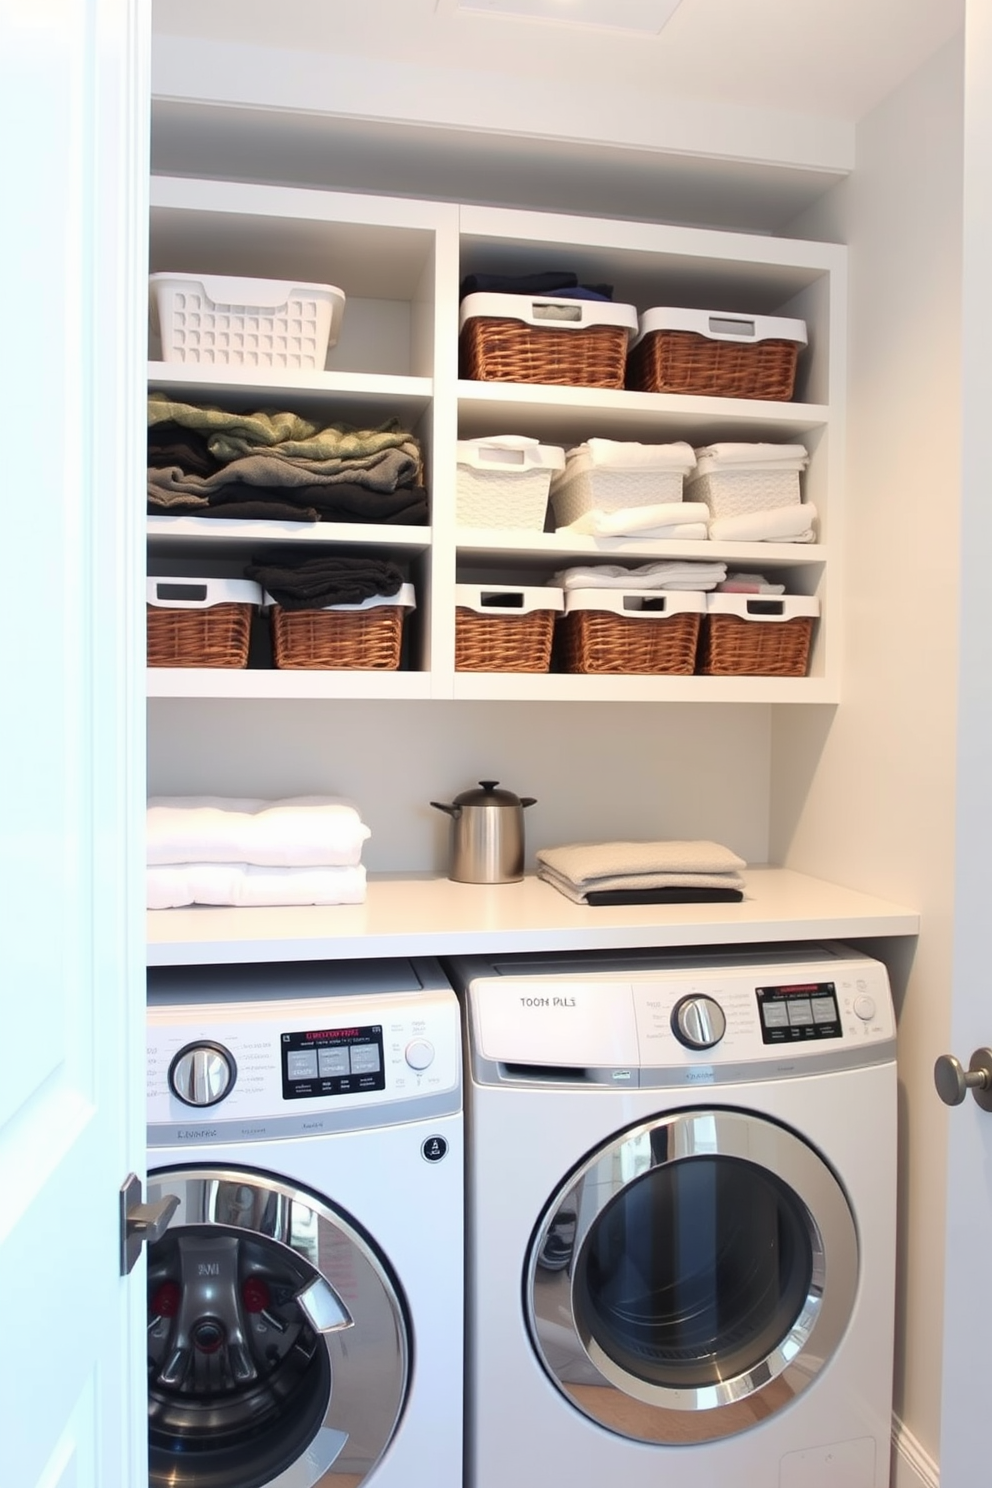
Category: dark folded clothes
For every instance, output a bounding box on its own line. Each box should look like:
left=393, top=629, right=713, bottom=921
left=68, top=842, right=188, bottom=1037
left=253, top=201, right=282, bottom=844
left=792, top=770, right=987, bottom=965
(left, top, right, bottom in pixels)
left=460, top=270, right=614, bottom=301
left=244, top=553, right=405, bottom=610
left=583, top=887, right=745, bottom=905
left=147, top=423, right=222, bottom=476
left=191, top=500, right=320, bottom=523
left=207, top=481, right=429, bottom=525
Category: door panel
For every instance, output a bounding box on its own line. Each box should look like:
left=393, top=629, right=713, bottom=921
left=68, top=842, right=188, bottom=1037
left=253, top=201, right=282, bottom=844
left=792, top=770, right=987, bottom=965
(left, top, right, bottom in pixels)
left=0, top=3, right=149, bottom=1485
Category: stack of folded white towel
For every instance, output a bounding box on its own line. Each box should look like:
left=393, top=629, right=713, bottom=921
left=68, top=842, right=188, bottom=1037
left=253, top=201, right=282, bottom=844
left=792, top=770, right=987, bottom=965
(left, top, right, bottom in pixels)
left=552, top=560, right=727, bottom=591
left=147, top=796, right=371, bottom=909
left=688, top=443, right=816, bottom=543
left=536, top=840, right=747, bottom=906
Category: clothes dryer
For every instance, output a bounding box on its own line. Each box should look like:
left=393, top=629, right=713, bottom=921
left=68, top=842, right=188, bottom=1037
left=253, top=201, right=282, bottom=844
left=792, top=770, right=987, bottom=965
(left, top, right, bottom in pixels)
left=146, top=957, right=462, bottom=1488
left=449, top=943, right=897, bottom=1488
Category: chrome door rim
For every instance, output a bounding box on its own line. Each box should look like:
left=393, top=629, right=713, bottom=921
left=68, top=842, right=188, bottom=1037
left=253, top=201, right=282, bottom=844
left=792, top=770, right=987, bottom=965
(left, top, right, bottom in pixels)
left=147, top=1165, right=409, bottom=1488
left=525, top=1109, right=858, bottom=1442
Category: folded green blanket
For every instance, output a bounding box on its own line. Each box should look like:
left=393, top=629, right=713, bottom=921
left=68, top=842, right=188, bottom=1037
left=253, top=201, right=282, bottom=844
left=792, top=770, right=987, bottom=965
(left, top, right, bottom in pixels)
left=148, top=392, right=420, bottom=465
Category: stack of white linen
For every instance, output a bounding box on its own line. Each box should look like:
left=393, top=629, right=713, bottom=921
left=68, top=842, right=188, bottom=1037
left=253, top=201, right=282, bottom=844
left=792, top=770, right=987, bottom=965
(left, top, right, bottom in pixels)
left=687, top=443, right=816, bottom=543
left=551, top=439, right=704, bottom=540
left=551, top=560, right=727, bottom=592
left=536, top=840, right=747, bottom=906
left=147, top=795, right=371, bottom=909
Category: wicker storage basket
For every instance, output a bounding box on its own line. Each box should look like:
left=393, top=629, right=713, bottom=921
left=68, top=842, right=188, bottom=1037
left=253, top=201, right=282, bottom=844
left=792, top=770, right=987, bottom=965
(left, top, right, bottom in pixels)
left=698, top=594, right=819, bottom=677
left=459, top=293, right=638, bottom=389
left=549, top=442, right=696, bottom=528
left=455, top=584, right=563, bottom=672
left=628, top=307, right=807, bottom=401
left=267, top=584, right=415, bottom=670
left=147, top=577, right=261, bottom=668
left=149, top=272, right=345, bottom=369
left=557, top=590, right=705, bottom=675
left=456, top=438, right=565, bottom=529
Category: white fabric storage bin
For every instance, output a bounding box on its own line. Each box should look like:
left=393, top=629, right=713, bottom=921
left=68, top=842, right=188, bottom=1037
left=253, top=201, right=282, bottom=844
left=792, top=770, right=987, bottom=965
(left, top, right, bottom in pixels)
left=550, top=441, right=696, bottom=528
left=456, top=438, right=565, bottom=529
left=686, top=444, right=809, bottom=519
left=149, top=273, right=346, bottom=368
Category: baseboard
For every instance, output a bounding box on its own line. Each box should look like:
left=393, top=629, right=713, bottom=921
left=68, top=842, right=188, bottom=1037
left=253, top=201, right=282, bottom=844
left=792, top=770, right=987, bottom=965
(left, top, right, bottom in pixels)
left=892, top=1417, right=939, bottom=1488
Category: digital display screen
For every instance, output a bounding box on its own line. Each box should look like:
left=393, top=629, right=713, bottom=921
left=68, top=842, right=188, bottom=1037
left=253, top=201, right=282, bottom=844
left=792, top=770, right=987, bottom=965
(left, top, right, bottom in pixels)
left=756, top=982, right=842, bottom=1045
left=281, top=1024, right=385, bottom=1100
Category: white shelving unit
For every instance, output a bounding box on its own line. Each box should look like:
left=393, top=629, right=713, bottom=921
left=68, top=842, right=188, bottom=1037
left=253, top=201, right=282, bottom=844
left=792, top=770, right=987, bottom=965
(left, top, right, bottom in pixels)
left=147, top=175, right=845, bottom=705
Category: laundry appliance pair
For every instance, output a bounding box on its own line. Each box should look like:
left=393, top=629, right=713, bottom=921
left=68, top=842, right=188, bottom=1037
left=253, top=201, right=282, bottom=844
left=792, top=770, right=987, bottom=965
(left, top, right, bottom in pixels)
left=448, top=942, right=898, bottom=1488
left=145, top=956, right=462, bottom=1488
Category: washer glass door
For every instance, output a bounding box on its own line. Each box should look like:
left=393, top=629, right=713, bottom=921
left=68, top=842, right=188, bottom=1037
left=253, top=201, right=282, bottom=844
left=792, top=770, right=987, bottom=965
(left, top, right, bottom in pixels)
left=146, top=1167, right=408, bottom=1488
left=526, top=1109, right=858, bottom=1444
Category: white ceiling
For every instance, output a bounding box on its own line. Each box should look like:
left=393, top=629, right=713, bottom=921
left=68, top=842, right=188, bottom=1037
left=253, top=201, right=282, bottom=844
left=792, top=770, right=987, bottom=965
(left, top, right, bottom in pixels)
left=152, top=0, right=962, bottom=124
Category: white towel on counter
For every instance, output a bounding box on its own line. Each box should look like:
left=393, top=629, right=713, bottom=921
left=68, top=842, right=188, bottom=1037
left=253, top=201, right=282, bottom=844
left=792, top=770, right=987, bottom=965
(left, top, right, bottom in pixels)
left=147, top=862, right=367, bottom=910
left=708, top=504, right=818, bottom=544
left=552, top=561, right=727, bottom=592
left=147, top=795, right=371, bottom=867
left=556, top=502, right=709, bottom=539
left=693, top=442, right=809, bottom=471
left=536, top=839, right=746, bottom=888
left=568, top=438, right=697, bottom=472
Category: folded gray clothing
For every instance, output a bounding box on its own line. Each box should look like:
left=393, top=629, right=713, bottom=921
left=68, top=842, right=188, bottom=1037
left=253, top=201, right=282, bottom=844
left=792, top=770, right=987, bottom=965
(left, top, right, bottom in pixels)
left=536, top=840, right=747, bottom=887
left=146, top=445, right=421, bottom=499
left=147, top=486, right=210, bottom=509
left=148, top=395, right=421, bottom=465
left=208, top=481, right=429, bottom=525
left=538, top=864, right=746, bottom=900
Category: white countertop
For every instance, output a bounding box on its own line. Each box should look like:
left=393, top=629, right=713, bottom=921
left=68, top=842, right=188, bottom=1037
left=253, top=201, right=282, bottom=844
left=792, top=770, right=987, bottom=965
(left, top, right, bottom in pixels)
left=145, top=867, right=919, bottom=966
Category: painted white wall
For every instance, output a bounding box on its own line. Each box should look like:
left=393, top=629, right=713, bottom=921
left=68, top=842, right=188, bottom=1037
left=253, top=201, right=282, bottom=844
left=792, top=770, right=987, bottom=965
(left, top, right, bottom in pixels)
left=772, top=34, right=964, bottom=1467
left=147, top=700, right=773, bottom=872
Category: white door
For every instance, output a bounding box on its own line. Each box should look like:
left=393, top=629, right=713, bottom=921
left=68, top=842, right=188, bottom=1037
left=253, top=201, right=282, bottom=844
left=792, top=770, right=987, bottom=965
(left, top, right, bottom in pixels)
left=938, top=2, right=992, bottom=1482
left=0, top=3, right=150, bottom=1486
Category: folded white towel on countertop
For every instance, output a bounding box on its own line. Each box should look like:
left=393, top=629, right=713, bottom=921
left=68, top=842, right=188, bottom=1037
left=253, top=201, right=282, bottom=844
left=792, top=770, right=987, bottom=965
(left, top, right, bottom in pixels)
left=556, top=502, right=709, bottom=538
left=536, top=839, right=747, bottom=887
left=566, top=438, right=697, bottom=472
left=537, top=865, right=746, bottom=902
left=707, top=504, right=818, bottom=544
left=147, top=862, right=367, bottom=910
left=147, top=795, right=371, bottom=868
left=692, top=442, right=809, bottom=470
left=552, top=562, right=727, bottom=592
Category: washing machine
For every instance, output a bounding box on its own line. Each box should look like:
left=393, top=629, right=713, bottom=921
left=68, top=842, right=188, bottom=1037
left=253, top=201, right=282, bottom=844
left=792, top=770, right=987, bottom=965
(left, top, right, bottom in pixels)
left=448, top=942, right=897, bottom=1488
left=145, top=956, right=462, bottom=1488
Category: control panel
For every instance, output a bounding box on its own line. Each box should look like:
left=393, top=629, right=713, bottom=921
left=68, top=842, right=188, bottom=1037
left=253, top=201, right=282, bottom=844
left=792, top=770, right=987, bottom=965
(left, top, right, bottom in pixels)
left=147, top=987, right=460, bottom=1140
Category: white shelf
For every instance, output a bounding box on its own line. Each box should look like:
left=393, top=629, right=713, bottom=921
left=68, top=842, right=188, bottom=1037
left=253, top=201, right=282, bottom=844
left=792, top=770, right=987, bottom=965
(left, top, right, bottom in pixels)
left=146, top=669, right=433, bottom=700
left=450, top=672, right=838, bottom=703
left=456, top=381, right=829, bottom=443
left=149, top=363, right=433, bottom=422
left=455, top=527, right=826, bottom=568
left=147, top=516, right=432, bottom=555
left=145, top=867, right=919, bottom=967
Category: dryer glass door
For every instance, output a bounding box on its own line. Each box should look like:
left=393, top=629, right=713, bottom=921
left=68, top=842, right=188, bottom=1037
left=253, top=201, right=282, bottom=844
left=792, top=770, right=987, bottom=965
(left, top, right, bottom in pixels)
left=146, top=1167, right=408, bottom=1488
left=526, top=1109, right=858, bottom=1444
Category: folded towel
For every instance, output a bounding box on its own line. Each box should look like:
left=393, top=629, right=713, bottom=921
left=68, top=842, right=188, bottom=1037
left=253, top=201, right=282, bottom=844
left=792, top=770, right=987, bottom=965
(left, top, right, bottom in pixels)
left=536, top=839, right=747, bottom=887
left=244, top=553, right=405, bottom=610
left=708, top=504, right=818, bottom=543
left=693, top=442, right=809, bottom=470
left=535, top=839, right=743, bottom=880
left=552, top=562, right=727, bottom=592
left=147, top=862, right=367, bottom=910
left=717, top=572, right=787, bottom=594
left=147, top=796, right=371, bottom=867
left=147, top=445, right=421, bottom=498
left=567, top=439, right=697, bottom=472
left=556, top=502, right=709, bottom=538
left=537, top=865, right=745, bottom=905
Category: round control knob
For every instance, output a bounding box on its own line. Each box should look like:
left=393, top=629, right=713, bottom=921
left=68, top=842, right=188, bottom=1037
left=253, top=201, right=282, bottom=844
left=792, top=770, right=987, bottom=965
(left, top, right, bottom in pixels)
left=853, top=994, right=876, bottom=1022
left=169, top=1042, right=236, bottom=1107
left=671, top=995, right=727, bottom=1050
left=404, top=1039, right=435, bottom=1072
